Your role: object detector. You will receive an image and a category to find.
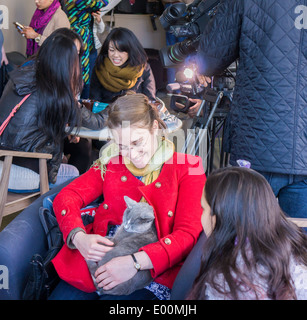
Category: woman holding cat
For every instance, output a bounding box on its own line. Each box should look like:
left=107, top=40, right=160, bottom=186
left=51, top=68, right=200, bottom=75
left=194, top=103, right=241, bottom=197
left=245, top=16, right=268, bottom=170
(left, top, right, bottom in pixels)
left=49, top=93, right=206, bottom=300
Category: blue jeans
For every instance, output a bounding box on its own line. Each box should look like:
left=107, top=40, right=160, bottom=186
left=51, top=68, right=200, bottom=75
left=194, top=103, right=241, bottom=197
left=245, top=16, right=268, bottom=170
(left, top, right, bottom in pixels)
left=49, top=163, right=79, bottom=189
left=257, top=171, right=307, bottom=219
left=48, top=280, right=158, bottom=300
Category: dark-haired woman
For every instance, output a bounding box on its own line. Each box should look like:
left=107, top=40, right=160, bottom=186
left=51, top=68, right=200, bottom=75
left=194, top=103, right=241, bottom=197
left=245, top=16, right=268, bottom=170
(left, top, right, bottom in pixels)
left=188, top=167, right=307, bottom=300
left=89, top=27, right=156, bottom=103
left=0, top=28, right=105, bottom=191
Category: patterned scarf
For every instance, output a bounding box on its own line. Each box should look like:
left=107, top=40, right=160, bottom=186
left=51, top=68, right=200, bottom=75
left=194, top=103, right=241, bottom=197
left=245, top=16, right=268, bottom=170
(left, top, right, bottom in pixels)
left=26, top=0, right=61, bottom=57
left=95, top=57, right=145, bottom=92
left=65, top=0, right=108, bottom=85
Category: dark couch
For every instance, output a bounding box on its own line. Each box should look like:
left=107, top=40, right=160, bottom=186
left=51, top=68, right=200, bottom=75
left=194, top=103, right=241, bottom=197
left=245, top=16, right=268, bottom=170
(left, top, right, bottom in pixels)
left=0, top=180, right=73, bottom=300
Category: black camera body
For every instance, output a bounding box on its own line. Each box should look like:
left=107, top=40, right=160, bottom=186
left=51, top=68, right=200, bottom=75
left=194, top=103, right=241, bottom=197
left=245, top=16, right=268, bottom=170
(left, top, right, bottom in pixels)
left=159, top=0, right=221, bottom=68
left=160, top=0, right=236, bottom=115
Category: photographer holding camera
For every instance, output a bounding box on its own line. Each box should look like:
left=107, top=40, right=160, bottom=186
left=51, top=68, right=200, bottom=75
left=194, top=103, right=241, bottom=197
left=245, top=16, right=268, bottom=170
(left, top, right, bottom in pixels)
left=195, top=0, right=307, bottom=219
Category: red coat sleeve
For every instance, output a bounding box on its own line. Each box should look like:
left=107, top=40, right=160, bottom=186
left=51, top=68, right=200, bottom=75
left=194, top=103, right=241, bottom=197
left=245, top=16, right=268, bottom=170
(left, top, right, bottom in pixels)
left=53, top=166, right=104, bottom=242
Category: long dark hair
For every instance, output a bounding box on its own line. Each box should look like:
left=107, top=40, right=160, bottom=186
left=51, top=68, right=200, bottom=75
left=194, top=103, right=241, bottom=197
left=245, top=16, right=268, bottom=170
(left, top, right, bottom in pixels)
left=188, top=167, right=307, bottom=300
left=96, top=27, right=148, bottom=69
left=36, top=28, right=84, bottom=145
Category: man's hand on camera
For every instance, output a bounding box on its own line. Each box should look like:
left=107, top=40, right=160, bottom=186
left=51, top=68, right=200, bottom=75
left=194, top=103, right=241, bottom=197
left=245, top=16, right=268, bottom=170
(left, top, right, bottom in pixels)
left=197, top=75, right=212, bottom=87
left=188, top=98, right=202, bottom=118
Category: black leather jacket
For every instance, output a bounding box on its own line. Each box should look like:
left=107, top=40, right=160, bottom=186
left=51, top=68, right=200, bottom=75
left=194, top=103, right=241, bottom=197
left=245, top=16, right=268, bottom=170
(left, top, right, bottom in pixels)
left=0, top=61, right=106, bottom=183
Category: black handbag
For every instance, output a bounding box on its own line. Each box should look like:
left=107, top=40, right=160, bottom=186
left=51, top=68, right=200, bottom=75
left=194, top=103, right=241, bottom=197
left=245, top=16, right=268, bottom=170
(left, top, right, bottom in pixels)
left=146, top=0, right=164, bottom=15
left=116, top=0, right=147, bottom=13
left=22, top=193, right=98, bottom=300
left=22, top=203, right=64, bottom=300
left=22, top=249, right=61, bottom=300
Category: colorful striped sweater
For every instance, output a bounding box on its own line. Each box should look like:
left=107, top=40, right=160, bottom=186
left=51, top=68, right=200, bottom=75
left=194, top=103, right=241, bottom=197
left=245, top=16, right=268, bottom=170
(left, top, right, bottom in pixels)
left=64, top=0, right=108, bottom=85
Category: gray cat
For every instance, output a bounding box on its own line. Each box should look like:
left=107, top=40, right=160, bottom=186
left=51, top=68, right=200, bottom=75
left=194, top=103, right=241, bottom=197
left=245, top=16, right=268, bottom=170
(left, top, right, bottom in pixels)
left=87, top=196, right=158, bottom=296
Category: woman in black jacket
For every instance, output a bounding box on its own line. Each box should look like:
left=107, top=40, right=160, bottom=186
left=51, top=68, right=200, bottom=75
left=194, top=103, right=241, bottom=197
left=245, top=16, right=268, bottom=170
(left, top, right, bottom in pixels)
left=89, top=27, right=156, bottom=103
left=0, top=28, right=105, bottom=191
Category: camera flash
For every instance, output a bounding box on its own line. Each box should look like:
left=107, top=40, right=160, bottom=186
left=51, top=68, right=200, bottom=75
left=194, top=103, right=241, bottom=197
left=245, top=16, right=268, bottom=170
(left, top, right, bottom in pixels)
left=184, top=68, right=194, bottom=79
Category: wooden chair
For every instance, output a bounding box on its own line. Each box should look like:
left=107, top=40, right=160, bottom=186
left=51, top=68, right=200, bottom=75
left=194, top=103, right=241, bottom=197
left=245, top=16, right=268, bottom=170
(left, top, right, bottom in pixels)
left=287, top=217, right=307, bottom=228
left=0, top=150, right=52, bottom=227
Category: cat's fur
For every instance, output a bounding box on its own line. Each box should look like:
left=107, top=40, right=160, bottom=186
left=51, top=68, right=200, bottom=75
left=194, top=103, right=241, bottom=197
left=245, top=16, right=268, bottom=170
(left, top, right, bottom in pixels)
left=87, top=196, right=158, bottom=295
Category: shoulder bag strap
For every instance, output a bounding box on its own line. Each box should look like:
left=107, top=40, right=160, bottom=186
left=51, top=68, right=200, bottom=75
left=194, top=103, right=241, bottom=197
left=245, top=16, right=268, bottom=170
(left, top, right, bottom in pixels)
left=0, top=93, right=31, bottom=136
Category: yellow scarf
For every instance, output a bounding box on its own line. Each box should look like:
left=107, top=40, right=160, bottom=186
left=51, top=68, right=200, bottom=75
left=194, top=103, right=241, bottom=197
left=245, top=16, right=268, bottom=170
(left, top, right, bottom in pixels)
left=95, top=57, right=145, bottom=93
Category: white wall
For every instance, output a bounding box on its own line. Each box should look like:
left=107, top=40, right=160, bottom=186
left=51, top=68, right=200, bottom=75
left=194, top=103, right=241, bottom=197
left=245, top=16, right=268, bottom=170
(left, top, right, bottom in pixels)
left=1, top=0, right=37, bottom=54
left=103, top=14, right=166, bottom=50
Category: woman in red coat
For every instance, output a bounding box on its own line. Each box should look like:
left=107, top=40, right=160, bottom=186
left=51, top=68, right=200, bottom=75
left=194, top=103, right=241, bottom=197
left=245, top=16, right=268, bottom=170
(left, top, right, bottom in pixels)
left=50, top=93, right=206, bottom=300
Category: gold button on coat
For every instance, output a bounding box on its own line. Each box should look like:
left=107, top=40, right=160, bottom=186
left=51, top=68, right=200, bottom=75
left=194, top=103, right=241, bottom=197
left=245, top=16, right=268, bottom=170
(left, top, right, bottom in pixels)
left=164, top=238, right=171, bottom=245
left=121, top=176, right=127, bottom=182
left=168, top=211, right=173, bottom=217
left=61, top=209, right=66, bottom=216
left=155, top=182, right=162, bottom=188
left=103, top=203, right=109, bottom=209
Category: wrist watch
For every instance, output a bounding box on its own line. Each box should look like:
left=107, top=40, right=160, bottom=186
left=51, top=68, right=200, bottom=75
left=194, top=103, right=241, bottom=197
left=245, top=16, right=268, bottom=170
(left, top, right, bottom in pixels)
left=131, top=253, right=141, bottom=272
left=35, top=34, right=41, bottom=43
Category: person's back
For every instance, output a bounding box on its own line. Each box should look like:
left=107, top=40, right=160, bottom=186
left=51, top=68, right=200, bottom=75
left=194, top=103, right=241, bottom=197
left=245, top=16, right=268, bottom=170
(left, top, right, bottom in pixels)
left=0, top=62, right=42, bottom=152
left=197, top=0, right=307, bottom=174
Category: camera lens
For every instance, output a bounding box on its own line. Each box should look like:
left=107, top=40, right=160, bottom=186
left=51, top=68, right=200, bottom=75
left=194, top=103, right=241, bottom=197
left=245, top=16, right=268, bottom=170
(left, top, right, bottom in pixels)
left=159, top=3, right=187, bottom=30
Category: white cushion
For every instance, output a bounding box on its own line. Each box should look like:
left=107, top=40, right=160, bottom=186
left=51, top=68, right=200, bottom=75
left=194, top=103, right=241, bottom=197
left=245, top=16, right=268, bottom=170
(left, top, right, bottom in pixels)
left=0, top=160, right=40, bottom=191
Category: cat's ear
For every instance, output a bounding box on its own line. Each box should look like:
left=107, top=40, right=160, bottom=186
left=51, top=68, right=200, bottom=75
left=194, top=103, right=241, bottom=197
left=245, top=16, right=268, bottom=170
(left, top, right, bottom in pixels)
left=124, top=196, right=137, bottom=208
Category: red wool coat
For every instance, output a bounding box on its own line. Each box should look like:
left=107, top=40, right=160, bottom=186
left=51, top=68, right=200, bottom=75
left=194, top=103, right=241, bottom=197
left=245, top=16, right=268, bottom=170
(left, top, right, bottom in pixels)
left=52, top=152, right=206, bottom=292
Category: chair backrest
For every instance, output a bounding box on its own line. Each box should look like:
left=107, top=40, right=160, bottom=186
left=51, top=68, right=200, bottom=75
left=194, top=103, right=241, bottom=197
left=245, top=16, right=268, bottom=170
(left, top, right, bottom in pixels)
left=6, top=51, right=26, bottom=66
left=0, top=51, right=26, bottom=98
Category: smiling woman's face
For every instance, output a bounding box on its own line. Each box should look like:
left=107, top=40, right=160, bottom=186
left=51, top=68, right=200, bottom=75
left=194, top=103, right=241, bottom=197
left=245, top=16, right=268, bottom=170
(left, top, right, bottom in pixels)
left=112, top=121, right=159, bottom=169
left=108, top=41, right=129, bottom=67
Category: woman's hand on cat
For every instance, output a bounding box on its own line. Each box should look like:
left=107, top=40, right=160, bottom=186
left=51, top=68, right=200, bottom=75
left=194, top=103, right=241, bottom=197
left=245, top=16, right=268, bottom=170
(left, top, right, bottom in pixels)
left=94, top=251, right=154, bottom=290
left=73, top=232, right=114, bottom=261
left=94, top=255, right=137, bottom=290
